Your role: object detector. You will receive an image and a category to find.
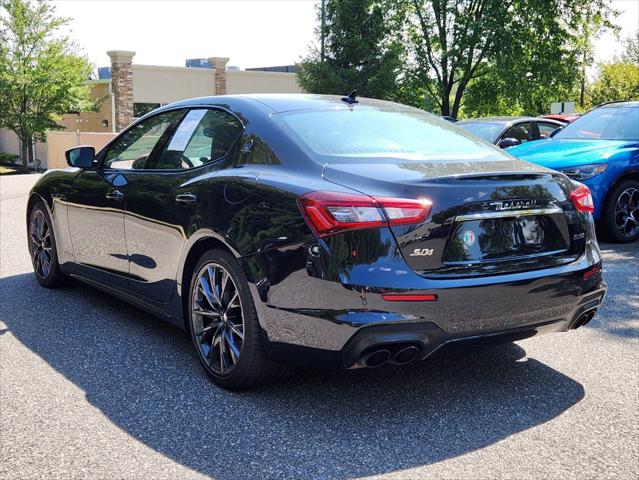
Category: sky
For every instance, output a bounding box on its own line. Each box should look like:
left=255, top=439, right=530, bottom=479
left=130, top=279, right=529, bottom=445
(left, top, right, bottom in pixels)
left=52, top=0, right=321, bottom=70
left=52, top=0, right=638, bottom=71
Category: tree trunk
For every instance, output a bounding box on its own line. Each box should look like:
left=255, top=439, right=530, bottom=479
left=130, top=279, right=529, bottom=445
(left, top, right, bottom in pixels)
left=27, top=137, right=34, bottom=166
left=20, top=138, right=29, bottom=168
left=440, top=91, right=451, bottom=117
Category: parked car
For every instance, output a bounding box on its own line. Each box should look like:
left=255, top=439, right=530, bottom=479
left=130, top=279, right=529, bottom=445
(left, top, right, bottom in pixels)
left=458, top=117, right=564, bottom=148
left=509, top=101, right=639, bottom=243
left=541, top=113, right=580, bottom=124
left=27, top=95, right=606, bottom=390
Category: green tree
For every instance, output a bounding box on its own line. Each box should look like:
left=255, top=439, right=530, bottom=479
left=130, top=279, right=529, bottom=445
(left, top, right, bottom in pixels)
left=297, top=0, right=404, bottom=100
left=588, top=62, right=639, bottom=106
left=620, top=29, right=639, bottom=66
left=405, top=0, right=615, bottom=117
left=0, top=0, right=92, bottom=167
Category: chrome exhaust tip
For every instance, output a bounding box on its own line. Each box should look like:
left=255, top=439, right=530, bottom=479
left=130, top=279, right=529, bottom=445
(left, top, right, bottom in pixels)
left=358, top=349, right=392, bottom=368
left=390, top=345, right=420, bottom=365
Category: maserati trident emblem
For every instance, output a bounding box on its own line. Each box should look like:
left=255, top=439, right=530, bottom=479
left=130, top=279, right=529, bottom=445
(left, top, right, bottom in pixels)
left=489, top=199, right=539, bottom=211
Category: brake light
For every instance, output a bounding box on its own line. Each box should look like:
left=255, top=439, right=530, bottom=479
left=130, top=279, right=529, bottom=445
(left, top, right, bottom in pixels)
left=298, top=191, right=432, bottom=237
left=570, top=184, right=594, bottom=213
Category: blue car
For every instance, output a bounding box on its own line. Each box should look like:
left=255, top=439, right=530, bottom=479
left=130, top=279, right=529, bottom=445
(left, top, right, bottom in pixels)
left=509, top=101, right=639, bottom=242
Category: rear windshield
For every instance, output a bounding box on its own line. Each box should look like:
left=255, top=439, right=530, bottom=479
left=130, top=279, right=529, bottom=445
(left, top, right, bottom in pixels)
left=555, top=106, right=639, bottom=141
left=273, top=108, right=501, bottom=162
left=457, top=122, right=503, bottom=142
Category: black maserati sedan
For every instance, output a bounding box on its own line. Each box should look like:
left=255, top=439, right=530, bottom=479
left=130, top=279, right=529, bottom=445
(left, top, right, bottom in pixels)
left=27, top=94, right=607, bottom=390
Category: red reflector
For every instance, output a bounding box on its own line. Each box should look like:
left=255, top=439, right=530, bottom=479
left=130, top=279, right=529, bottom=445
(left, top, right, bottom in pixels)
left=583, top=266, right=601, bottom=280
left=570, top=184, right=595, bottom=213
left=382, top=293, right=438, bottom=302
left=298, top=191, right=432, bottom=237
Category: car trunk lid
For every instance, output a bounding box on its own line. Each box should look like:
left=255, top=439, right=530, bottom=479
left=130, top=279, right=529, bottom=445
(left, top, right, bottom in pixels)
left=322, top=159, right=585, bottom=277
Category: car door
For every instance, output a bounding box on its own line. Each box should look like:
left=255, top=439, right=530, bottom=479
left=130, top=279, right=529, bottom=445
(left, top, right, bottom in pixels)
left=124, top=107, right=244, bottom=302
left=66, top=109, right=184, bottom=287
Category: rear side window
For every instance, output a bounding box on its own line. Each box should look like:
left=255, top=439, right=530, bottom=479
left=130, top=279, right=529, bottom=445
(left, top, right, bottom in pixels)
left=273, top=108, right=500, bottom=162
left=502, top=122, right=533, bottom=143
left=154, top=109, right=243, bottom=170
left=538, top=122, right=561, bottom=139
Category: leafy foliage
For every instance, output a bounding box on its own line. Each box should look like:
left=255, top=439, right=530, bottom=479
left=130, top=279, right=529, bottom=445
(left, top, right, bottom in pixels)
left=0, top=0, right=93, bottom=166
left=296, top=0, right=404, bottom=100
left=406, top=0, right=616, bottom=117
left=299, top=0, right=618, bottom=118
left=588, top=62, right=639, bottom=107
left=620, top=29, right=639, bottom=66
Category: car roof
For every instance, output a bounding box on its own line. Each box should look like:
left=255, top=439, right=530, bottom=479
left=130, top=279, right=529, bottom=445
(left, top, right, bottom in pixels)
left=597, top=100, right=639, bottom=109
left=160, top=94, right=420, bottom=114
left=458, top=116, right=541, bottom=125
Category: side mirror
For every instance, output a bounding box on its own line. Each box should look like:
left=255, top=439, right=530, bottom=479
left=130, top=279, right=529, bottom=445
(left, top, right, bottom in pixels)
left=65, top=146, right=95, bottom=168
left=549, top=126, right=563, bottom=138
left=497, top=137, right=521, bottom=149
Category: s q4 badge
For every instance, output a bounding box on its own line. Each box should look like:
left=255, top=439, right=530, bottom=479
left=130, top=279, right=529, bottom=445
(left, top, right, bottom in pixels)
left=410, top=248, right=434, bottom=257
left=462, top=230, right=476, bottom=247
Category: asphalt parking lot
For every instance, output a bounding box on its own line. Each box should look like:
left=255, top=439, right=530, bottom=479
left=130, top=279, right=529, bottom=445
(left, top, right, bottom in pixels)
left=1, top=174, right=638, bottom=480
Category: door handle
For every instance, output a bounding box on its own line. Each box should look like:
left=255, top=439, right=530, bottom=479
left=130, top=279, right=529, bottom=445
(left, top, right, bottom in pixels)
left=106, top=190, right=125, bottom=201
left=175, top=193, right=198, bottom=205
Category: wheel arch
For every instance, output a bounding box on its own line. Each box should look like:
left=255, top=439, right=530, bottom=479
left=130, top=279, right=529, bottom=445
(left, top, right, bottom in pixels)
left=26, top=192, right=56, bottom=238
left=178, top=231, right=240, bottom=331
left=601, top=169, right=639, bottom=211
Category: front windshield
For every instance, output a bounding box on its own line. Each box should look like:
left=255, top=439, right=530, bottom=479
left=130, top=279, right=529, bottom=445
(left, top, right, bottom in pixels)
left=555, top=106, right=639, bottom=141
left=273, top=107, right=501, bottom=162
left=457, top=122, right=503, bottom=142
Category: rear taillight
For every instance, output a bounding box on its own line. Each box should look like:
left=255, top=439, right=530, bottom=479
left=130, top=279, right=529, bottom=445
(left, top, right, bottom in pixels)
left=570, top=184, right=594, bottom=213
left=298, top=191, right=432, bottom=237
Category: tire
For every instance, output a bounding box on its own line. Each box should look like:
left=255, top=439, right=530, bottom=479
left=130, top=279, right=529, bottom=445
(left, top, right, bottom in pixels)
left=601, top=179, right=639, bottom=243
left=27, top=201, right=67, bottom=288
left=187, top=248, right=290, bottom=390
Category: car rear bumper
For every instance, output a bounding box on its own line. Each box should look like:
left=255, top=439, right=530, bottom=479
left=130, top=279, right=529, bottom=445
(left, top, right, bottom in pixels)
left=243, top=240, right=607, bottom=369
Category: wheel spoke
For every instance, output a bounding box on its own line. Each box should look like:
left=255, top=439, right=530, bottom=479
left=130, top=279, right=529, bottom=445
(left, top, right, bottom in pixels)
left=220, top=270, right=229, bottom=302
left=226, top=331, right=240, bottom=364
left=219, top=329, right=227, bottom=373
left=226, top=291, right=240, bottom=310
left=196, top=321, right=222, bottom=337
left=228, top=322, right=244, bottom=340
left=207, top=265, right=224, bottom=307
left=198, top=276, right=222, bottom=312
left=39, top=251, right=50, bottom=277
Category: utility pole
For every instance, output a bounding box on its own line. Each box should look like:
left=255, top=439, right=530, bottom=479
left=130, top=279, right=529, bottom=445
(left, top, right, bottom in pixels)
left=320, top=0, right=326, bottom=62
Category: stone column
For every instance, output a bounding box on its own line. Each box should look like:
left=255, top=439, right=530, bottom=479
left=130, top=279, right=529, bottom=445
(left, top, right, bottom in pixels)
left=107, top=50, right=136, bottom=131
left=208, top=56, right=229, bottom=95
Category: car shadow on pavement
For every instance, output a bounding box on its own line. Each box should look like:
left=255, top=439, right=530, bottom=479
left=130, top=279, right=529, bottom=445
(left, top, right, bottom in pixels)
left=1, top=272, right=585, bottom=479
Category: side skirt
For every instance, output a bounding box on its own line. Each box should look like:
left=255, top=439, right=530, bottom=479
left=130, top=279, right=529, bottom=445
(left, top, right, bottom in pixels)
left=62, top=263, right=185, bottom=330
